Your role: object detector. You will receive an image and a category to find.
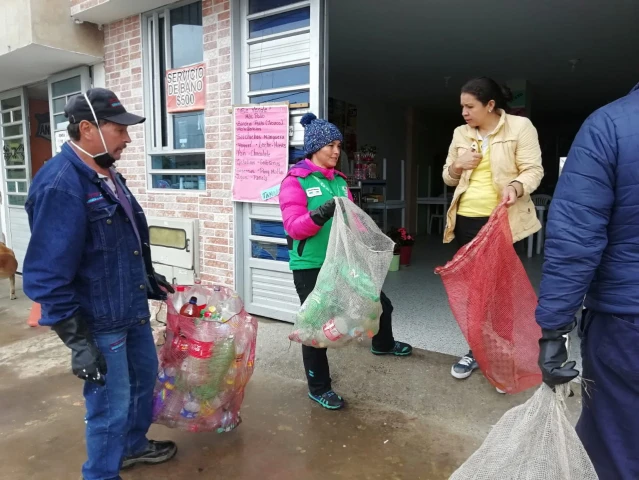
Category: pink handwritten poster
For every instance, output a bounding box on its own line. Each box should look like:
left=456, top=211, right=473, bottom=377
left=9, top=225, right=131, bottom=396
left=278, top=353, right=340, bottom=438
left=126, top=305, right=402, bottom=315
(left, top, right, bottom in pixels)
left=232, top=105, right=289, bottom=203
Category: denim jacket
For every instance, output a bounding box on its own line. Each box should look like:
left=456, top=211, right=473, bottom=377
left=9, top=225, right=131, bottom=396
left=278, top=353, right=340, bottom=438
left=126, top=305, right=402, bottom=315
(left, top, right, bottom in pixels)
left=23, top=143, right=165, bottom=333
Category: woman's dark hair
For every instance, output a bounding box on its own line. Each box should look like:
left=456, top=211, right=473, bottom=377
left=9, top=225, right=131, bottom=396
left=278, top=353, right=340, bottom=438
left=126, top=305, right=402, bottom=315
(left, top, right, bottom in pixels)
left=461, top=77, right=513, bottom=112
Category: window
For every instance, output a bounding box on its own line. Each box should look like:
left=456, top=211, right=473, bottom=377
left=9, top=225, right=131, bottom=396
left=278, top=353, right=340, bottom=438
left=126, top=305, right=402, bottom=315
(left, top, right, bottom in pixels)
left=50, top=76, right=82, bottom=134
left=245, top=2, right=312, bottom=116
left=289, top=146, right=305, bottom=163
left=1, top=95, right=28, bottom=206
left=249, top=64, right=310, bottom=91
left=249, top=7, right=310, bottom=38
left=249, top=0, right=301, bottom=14
left=244, top=1, right=313, bottom=166
left=250, top=89, right=309, bottom=105
left=144, top=1, right=205, bottom=191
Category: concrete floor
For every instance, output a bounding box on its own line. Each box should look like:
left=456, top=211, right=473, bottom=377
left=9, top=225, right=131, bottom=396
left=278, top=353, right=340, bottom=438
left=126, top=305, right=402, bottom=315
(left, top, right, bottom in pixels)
left=0, top=277, right=583, bottom=480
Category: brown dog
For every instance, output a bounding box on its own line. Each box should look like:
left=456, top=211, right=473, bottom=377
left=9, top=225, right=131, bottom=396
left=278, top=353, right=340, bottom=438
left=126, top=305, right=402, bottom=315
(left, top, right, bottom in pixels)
left=0, top=241, right=18, bottom=300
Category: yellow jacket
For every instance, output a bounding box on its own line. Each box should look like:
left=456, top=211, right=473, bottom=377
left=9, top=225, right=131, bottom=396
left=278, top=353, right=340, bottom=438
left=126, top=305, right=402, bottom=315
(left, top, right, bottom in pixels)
left=442, top=110, right=544, bottom=243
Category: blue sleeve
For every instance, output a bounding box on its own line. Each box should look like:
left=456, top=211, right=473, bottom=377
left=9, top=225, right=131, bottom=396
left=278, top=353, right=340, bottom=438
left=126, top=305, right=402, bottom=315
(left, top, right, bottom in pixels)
left=23, top=187, right=87, bottom=326
left=535, top=111, right=617, bottom=330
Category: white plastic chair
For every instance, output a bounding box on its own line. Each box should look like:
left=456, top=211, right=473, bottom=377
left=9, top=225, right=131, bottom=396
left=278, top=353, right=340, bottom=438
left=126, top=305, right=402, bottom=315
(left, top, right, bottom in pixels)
left=529, top=195, right=552, bottom=257
left=429, top=193, right=447, bottom=235
left=430, top=210, right=445, bottom=235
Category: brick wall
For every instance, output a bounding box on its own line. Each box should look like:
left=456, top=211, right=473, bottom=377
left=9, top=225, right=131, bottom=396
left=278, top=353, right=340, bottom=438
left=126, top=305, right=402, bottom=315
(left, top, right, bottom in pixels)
left=70, top=0, right=109, bottom=16
left=103, top=0, right=234, bottom=286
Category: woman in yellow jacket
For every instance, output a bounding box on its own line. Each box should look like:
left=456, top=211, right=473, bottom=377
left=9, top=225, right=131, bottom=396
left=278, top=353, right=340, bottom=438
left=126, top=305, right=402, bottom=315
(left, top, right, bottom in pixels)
left=442, top=77, right=544, bottom=386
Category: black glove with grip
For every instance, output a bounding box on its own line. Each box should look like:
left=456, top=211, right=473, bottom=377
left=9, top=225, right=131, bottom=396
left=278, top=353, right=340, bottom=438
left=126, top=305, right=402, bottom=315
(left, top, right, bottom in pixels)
left=154, top=272, right=175, bottom=294
left=310, top=198, right=336, bottom=227
left=52, top=315, right=107, bottom=386
left=538, top=319, right=579, bottom=389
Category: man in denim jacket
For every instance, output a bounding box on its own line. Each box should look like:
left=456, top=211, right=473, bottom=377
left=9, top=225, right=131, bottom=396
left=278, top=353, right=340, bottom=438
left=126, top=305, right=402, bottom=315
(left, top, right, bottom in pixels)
left=23, top=88, right=177, bottom=480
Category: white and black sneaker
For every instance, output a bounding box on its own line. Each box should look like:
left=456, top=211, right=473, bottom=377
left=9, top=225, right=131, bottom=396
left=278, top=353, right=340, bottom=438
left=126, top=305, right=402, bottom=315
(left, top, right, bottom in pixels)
left=121, top=440, right=177, bottom=469
left=451, top=352, right=478, bottom=379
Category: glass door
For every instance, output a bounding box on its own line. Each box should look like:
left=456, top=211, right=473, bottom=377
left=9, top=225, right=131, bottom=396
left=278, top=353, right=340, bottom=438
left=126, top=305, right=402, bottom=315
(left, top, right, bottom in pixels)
left=1, top=89, right=30, bottom=209
left=237, top=0, right=328, bottom=321
left=48, top=67, right=91, bottom=155
left=0, top=88, right=31, bottom=271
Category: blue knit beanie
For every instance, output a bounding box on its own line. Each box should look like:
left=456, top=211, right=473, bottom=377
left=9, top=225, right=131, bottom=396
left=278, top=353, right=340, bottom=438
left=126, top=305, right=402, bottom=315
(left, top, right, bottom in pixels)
left=300, top=113, right=343, bottom=156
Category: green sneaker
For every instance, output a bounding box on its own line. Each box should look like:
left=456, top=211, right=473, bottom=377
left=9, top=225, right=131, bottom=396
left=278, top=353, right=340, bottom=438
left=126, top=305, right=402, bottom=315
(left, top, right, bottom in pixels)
left=371, top=341, right=413, bottom=356
left=308, top=390, right=345, bottom=410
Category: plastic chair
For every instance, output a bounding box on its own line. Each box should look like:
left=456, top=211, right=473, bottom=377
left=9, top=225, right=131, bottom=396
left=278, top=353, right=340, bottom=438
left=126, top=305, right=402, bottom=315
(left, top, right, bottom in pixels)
left=532, top=194, right=552, bottom=207
left=530, top=195, right=552, bottom=257
left=429, top=196, right=446, bottom=235
left=430, top=211, right=444, bottom=235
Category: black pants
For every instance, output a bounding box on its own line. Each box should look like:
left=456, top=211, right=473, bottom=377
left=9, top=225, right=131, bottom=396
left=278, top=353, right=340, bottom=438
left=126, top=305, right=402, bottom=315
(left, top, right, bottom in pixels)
left=454, top=215, right=489, bottom=357
left=293, top=268, right=395, bottom=395
left=454, top=215, right=489, bottom=248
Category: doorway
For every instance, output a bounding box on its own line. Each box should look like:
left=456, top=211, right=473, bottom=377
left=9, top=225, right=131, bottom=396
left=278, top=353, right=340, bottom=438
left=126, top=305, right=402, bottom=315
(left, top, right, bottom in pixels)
left=0, top=66, right=90, bottom=272
left=0, top=88, right=33, bottom=271
left=324, top=0, right=637, bottom=361
left=0, top=81, right=51, bottom=272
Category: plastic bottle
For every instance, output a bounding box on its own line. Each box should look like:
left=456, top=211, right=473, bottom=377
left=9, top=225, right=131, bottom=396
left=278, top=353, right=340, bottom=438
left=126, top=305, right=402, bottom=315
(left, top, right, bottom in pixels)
left=207, top=285, right=227, bottom=312
left=234, top=324, right=253, bottom=388
left=172, top=286, right=187, bottom=313
left=192, top=335, right=235, bottom=401
left=180, top=393, right=201, bottom=420
left=180, top=297, right=200, bottom=317
left=152, top=367, right=177, bottom=422
left=322, top=317, right=349, bottom=343
left=181, top=310, right=217, bottom=388
left=205, top=406, right=226, bottom=431
left=155, top=367, right=189, bottom=428
left=217, top=410, right=240, bottom=433
left=203, top=306, right=222, bottom=322
left=219, top=293, right=243, bottom=322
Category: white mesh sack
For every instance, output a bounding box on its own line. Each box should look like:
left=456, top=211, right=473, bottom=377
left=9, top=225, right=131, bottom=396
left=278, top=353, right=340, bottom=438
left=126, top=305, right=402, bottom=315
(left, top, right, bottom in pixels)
left=450, top=384, right=598, bottom=480
left=289, top=197, right=395, bottom=348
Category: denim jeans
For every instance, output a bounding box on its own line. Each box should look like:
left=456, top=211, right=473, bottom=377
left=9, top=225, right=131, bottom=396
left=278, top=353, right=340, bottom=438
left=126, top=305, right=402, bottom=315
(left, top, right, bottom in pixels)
left=82, top=320, right=158, bottom=480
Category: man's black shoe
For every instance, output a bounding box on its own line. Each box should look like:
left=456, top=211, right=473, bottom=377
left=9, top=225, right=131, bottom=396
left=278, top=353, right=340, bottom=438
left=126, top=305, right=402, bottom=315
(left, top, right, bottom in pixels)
left=121, top=440, right=177, bottom=469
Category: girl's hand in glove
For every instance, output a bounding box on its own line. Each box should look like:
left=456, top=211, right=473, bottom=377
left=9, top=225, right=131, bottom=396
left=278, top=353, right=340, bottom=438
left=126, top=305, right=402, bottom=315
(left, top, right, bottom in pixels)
left=310, top=198, right=336, bottom=226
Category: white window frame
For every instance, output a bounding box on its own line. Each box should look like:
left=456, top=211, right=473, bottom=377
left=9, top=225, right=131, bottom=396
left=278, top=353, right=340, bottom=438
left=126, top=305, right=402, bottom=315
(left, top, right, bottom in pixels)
left=48, top=67, right=91, bottom=156
left=242, top=0, right=314, bottom=121
left=142, top=0, right=207, bottom=192
left=236, top=0, right=327, bottom=320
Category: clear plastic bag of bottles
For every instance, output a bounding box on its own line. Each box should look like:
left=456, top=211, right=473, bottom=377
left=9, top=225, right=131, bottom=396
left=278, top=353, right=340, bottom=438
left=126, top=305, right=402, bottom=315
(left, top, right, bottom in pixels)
left=289, top=198, right=395, bottom=348
left=152, top=284, right=258, bottom=433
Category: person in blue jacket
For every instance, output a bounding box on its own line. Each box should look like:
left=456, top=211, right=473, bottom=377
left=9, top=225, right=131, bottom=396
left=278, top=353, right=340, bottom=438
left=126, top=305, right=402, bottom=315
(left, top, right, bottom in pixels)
left=23, top=88, right=177, bottom=480
left=536, top=82, right=639, bottom=480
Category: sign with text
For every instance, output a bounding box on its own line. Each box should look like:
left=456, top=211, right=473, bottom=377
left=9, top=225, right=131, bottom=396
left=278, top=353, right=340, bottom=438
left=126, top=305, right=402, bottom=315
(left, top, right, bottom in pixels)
left=232, top=104, right=289, bottom=203
left=166, top=62, right=206, bottom=113
left=54, top=130, right=69, bottom=153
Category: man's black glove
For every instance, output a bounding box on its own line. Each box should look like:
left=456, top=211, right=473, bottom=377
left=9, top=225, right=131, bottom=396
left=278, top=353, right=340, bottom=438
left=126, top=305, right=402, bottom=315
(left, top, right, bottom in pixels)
left=52, top=315, right=107, bottom=386
left=310, top=198, right=336, bottom=226
left=154, top=272, right=175, bottom=294
left=538, top=319, right=579, bottom=389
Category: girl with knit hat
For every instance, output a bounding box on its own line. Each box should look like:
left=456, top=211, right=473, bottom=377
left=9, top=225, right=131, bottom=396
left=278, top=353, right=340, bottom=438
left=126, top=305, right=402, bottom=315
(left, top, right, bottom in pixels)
left=279, top=113, right=413, bottom=410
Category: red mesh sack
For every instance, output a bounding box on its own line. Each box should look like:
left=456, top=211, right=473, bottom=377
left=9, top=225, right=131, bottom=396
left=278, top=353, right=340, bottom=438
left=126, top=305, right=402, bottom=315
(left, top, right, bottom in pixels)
left=435, top=205, right=542, bottom=394
left=153, top=284, right=258, bottom=433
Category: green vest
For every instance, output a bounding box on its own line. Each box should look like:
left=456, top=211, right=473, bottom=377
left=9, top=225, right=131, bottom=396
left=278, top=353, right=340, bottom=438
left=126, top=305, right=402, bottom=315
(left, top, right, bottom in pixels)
left=287, top=173, right=349, bottom=270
